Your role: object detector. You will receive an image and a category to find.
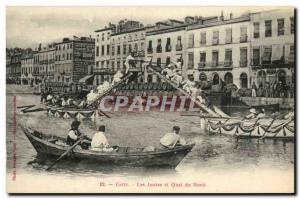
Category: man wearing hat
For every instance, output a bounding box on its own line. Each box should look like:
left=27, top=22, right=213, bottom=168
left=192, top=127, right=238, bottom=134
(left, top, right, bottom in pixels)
left=245, top=108, right=258, bottom=119
left=91, top=125, right=116, bottom=152
left=160, top=126, right=186, bottom=148
left=67, top=120, right=83, bottom=146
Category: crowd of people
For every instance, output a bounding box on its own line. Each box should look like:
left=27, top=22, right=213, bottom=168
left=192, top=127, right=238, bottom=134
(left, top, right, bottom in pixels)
left=251, top=81, right=294, bottom=98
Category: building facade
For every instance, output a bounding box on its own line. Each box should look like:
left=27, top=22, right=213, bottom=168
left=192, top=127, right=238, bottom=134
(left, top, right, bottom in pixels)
left=144, top=19, right=188, bottom=83
left=249, top=8, right=295, bottom=87
left=110, top=20, right=146, bottom=83
left=9, top=48, right=23, bottom=82
left=38, top=44, right=55, bottom=82
left=54, top=37, right=95, bottom=83
left=185, top=14, right=251, bottom=90
left=94, top=24, right=115, bottom=85
left=21, top=49, right=34, bottom=85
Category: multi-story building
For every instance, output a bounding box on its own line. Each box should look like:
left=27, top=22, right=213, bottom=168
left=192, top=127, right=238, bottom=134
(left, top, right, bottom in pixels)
left=10, top=48, right=23, bottom=82
left=6, top=49, right=12, bottom=79
left=109, top=20, right=145, bottom=83
left=249, top=8, right=295, bottom=87
left=94, top=24, right=116, bottom=85
left=144, top=18, right=189, bottom=83
left=54, top=36, right=95, bottom=83
left=21, top=49, right=34, bottom=84
left=38, top=44, right=55, bottom=82
left=185, top=13, right=251, bottom=90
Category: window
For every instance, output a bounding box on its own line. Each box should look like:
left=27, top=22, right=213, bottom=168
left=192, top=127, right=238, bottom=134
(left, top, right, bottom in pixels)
left=199, top=52, right=206, bottom=68
left=265, top=20, right=272, bottom=37
left=225, top=49, right=232, bottom=66
left=200, top=32, right=206, bottom=46
left=240, top=26, right=248, bottom=42
left=101, top=45, right=105, bottom=56
left=225, top=28, right=232, bottom=44
left=156, top=39, right=162, bottom=53
left=212, top=31, right=219, bottom=45
left=107, top=45, right=110, bottom=55
left=141, top=42, right=144, bottom=51
left=188, top=34, right=194, bottom=48
left=252, top=48, right=260, bottom=65
left=70, top=44, right=72, bottom=48
left=253, top=22, right=260, bottom=38
left=123, top=45, right=127, bottom=55
left=102, top=33, right=105, bottom=41
left=289, top=45, right=294, bottom=62
left=212, top=51, right=219, bottom=67
left=111, top=46, right=115, bottom=56
left=106, top=61, right=110, bottom=68
left=240, top=48, right=247, bottom=67
left=117, top=61, right=120, bottom=69
left=188, top=52, right=194, bottom=69
left=157, top=58, right=161, bottom=67
left=262, top=46, right=272, bottom=64
left=166, top=37, right=171, bottom=52
left=147, top=40, right=153, bottom=54
left=111, top=61, right=115, bottom=70
left=129, top=44, right=132, bottom=53
left=277, top=19, right=285, bottom=36
left=166, top=56, right=171, bottom=65
left=66, top=54, right=69, bottom=60
left=70, top=53, right=72, bottom=60
left=176, top=36, right=182, bottom=51
left=96, top=46, right=99, bottom=57
left=291, top=17, right=295, bottom=34
left=117, top=45, right=120, bottom=55
left=134, top=43, right=138, bottom=52
left=101, top=61, right=105, bottom=68
left=96, top=61, right=99, bottom=67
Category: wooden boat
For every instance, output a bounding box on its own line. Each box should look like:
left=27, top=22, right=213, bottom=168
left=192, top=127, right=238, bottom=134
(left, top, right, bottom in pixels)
left=203, top=116, right=294, bottom=140
left=22, top=127, right=195, bottom=168
left=251, top=103, right=280, bottom=111
left=47, top=105, right=100, bottom=120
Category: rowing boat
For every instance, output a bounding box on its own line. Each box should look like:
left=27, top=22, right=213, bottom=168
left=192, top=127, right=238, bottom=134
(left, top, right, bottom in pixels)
left=47, top=105, right=101, bottom=120
left=204, top=117, right=294, bottom=140
left=22, top=127, right=195, bottom=168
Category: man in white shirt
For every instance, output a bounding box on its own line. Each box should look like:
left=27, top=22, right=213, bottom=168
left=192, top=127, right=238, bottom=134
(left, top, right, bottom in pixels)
left=91, top=125, right=115, bottom=152
left=160, top=126, right=186, bottom=148
left=124, top=53, right=135, bottom=75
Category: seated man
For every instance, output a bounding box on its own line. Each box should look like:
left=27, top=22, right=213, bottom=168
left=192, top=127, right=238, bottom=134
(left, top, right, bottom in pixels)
left=161, top=64, right=174, bottom=80
left=61, top=96, right=68, bottom=107
left=91, top=125, right=116, bottom=152
left=160, top=126, right=186, bottom=148
left=77, top=97, right=87, bottom=109
left=245, top=108, right=258, bottom=119
left=171, top=70, right=183, bottom=87
left=124, top=53, right=135, bottom=75
left=67, top=120, right=83, bottom=146
left=256, top=109, right=266, bottom=119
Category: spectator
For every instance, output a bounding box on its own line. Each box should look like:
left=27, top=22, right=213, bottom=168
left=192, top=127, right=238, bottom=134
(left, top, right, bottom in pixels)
left=251, top=82, right=257, bottom=97
left=273, top=81, right=278, bottom=97
left=269, top=83, right=274, bottom=97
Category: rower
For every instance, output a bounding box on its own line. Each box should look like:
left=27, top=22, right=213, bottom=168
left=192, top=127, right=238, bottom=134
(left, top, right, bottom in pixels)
left=245, top=108, right=258, bottom=119
left=112, top=70, right=124, bottom=85
left=67, top=120, right=83, bottom=146
left=257, top=109, right=266, bottom=119
left=171, top=69, right=183, bottom=87
left=161, top=64, right=174, bottom=80
left=61, top=96, right=68, bottom=107
left=160, top=126, right=186, bottom=148
left=91, top=125, right=117, bottom=152
left=78, top=97, right=87, bottom=109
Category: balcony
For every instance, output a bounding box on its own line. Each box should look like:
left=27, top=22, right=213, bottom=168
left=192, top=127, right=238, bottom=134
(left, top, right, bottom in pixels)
left=165, top=45, right=172, bottom=52
left=212, top=38, right=219, bottom=45
left=240, top=35, right=248, bottom=43
left=198, top=62, right=206, bottom=68
left=156, top=46, right=162, bottom=53
left=147, top=48, right=153, bottom=54
left=239, top=60, right=248, bottom=67
left=224, top=60, right=233, bottom=67
left=176, top=44, right=182, bottom=51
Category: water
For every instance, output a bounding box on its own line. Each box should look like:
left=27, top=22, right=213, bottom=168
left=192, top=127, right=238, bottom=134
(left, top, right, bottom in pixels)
left=6, top=89, right=295, bottom=192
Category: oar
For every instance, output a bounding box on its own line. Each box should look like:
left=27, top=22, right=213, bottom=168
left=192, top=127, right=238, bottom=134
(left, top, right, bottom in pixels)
left=46, top=136, right=85, bottom=171
left=98, top=109, right=111, bottom=118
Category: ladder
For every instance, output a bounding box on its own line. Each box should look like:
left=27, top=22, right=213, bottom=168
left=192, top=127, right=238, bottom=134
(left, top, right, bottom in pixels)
left=86, top=72, right=133, bottom=108
left=148, top=65, right=219, bottom=117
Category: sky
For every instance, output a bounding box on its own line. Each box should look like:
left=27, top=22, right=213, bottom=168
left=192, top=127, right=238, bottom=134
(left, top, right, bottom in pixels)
left=6, top=6, right=282, bottom=49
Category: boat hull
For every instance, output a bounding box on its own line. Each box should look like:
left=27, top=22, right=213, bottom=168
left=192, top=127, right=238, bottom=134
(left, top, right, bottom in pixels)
left=23, top=127, right=194, bottom=168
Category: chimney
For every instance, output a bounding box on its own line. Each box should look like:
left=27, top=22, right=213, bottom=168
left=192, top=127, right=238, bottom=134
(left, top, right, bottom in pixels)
left=220, top=10, right=224, bottom=21
left=230, top=12, right=233, bottom=20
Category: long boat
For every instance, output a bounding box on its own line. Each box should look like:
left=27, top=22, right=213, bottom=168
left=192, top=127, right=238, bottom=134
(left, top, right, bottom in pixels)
left=22, top=127, right=195, bottom=168
left=46, top=105, right=101, bottom=120
left=203, top=116, right=294, bottom=140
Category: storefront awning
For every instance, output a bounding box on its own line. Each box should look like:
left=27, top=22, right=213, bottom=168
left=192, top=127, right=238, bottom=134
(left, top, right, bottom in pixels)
left=78, top=74, right=94, bottom=83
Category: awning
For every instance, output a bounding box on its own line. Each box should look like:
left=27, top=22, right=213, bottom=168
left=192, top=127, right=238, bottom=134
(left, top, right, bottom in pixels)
left=78, top=74, right=94, bottom=83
